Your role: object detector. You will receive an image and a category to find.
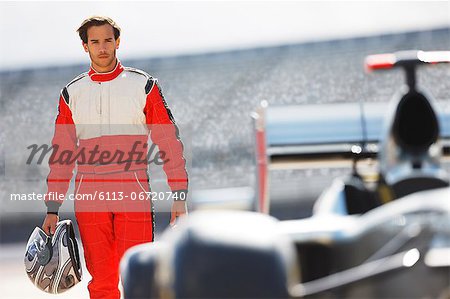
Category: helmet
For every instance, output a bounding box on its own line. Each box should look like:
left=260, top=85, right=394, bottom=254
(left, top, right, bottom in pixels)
left=24, top=219, right=82, bottom=294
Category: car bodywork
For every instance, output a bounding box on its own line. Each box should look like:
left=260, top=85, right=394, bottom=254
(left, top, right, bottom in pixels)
left=121, top=51, right=450, bottom=298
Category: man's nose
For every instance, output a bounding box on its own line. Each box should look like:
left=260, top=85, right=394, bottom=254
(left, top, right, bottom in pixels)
left=99, top=43, right=107, bottom=53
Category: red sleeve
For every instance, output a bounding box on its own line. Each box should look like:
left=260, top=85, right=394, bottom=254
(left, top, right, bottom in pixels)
left=144, top=81, right=188, bottom=192
left=45, top=93, right=77, bottom=212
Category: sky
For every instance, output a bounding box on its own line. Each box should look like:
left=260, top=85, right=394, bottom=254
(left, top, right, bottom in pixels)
left=0, top=1, right=449, bottom=71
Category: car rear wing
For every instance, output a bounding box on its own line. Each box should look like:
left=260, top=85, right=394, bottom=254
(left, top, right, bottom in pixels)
left=365, top=51, right=450, bottom=71
left=251, top=100, right=450, bottom=212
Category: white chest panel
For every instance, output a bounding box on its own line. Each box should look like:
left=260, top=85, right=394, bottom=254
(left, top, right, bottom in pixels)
left=67, top=72, right=149, bottom=139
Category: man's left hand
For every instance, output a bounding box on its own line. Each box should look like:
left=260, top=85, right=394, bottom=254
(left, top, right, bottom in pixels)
left=170, top=201, right=188, bottom=227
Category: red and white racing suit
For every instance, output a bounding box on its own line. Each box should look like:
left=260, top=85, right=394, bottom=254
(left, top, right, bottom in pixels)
left=45, top=60, right=188, bottom=299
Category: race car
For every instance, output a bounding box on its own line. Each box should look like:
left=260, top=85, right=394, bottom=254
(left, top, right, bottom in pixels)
left=120, top=50, right=450, bottom=298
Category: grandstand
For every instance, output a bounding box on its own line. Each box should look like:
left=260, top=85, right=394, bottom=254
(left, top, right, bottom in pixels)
left=0, top=27, right=449, bottom=225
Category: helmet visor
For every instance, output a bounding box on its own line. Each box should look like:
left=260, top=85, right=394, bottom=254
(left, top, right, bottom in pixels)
left=25, top=227, right=50, bottom=263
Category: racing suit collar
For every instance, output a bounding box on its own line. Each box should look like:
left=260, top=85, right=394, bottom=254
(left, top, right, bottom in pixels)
left=88, top=60, right=124, bottom=82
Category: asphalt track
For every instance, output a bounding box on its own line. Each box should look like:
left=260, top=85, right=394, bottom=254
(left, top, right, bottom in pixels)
left=1, top=241, right=91, bottom=298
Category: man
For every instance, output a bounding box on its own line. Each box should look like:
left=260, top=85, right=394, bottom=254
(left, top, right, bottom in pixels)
left=42, top=16, right=188, bottom=299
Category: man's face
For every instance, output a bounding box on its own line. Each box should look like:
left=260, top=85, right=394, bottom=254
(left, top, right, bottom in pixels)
left=83, top=24, right=120, bottom=72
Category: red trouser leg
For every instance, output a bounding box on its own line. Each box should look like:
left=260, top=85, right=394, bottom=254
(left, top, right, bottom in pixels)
left=76, top=211, right=120, bottom=299
left=75, top=170, right=154, bottom=299
left=115, top=211, right=154, bottom=263
left=115, top=170, right=154, bottom=260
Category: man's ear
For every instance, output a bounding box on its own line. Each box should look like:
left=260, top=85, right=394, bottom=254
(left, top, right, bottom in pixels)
left=116, top=37, right=120, bottom=50
left=82, top=42, right=88, bottom=53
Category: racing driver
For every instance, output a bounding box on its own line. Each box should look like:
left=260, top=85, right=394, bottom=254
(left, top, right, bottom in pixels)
left=41, top=16, right=189, bottom=299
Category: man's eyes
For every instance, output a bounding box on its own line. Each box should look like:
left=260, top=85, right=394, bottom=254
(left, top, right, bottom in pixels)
left=90, top=39, right=113, bottom=44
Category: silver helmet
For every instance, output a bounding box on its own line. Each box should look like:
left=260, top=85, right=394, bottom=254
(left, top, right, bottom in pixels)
left=24, top=219, right=82, bottom=294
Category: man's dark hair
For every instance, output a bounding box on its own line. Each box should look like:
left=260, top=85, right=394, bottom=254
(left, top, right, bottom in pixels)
left=77, top=16, right=121, bottom=44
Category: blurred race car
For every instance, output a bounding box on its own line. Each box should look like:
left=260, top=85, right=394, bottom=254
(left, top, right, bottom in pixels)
left=121, top=50, right=450, bottom=299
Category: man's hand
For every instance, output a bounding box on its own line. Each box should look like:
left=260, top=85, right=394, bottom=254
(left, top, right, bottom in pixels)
left=42, top=214, right=59, bottom=235
left=169, top=201, right=188, bottom=227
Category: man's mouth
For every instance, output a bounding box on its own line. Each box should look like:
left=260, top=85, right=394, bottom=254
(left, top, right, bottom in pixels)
left=98, top=55, right=109, bottom=58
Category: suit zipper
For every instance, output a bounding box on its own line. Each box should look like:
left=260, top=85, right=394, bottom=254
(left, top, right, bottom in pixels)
left=100, top=84, right=102, bottom=115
